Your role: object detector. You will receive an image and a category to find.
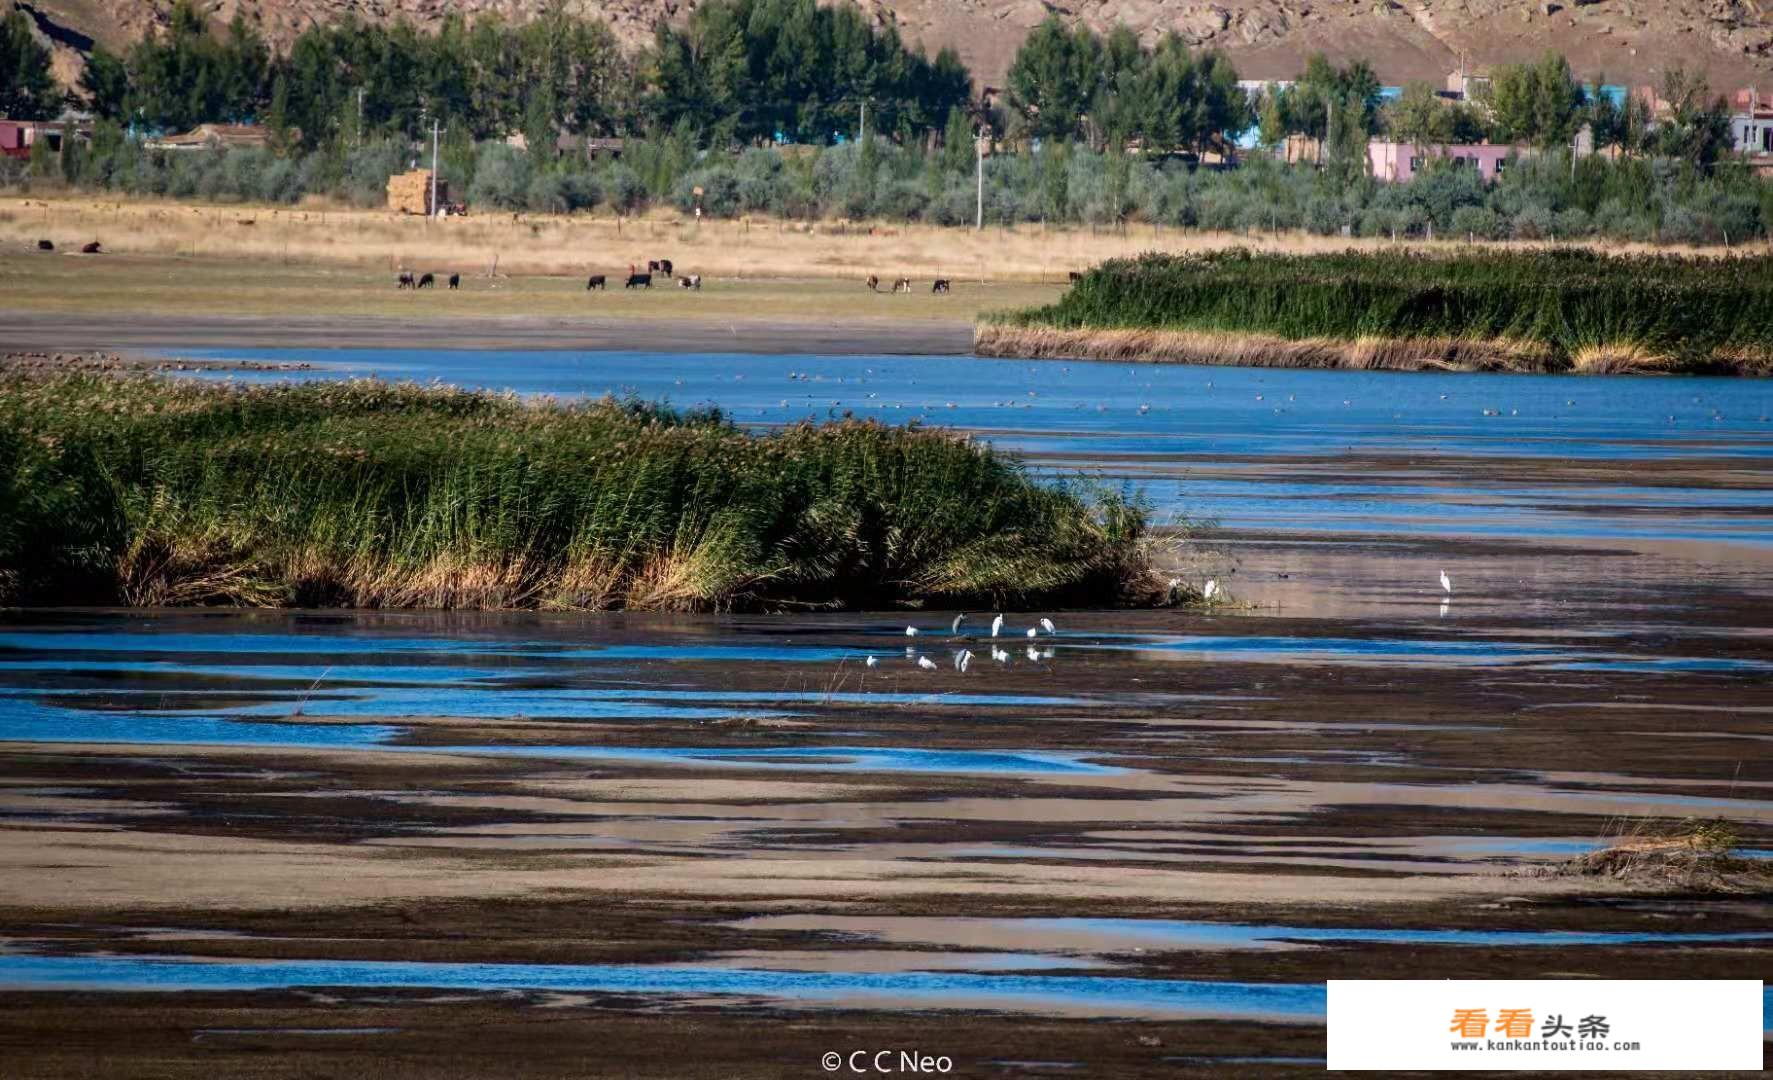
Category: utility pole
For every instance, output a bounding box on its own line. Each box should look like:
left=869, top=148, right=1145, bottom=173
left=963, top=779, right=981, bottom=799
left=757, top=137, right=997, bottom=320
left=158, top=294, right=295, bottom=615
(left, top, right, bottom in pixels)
left=429, top=117, right=440, bottom=216
left=975, top=126, right=984, bottom=230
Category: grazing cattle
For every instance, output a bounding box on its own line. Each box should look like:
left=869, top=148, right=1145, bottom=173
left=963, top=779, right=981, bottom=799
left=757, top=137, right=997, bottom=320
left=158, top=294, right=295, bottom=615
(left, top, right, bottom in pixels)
left=892, top=278, right=911, bottom=294
left=586, top=274, right=607, bottom=290
left=866, top=275, right=880, bottom=291
left=36, top=239, right=52, bottom=251
left=625, top=273, right=652, bottom=289
left=931, top=278, right=950, bottom=293
left=447, top=273, right=460, bottom=290
left=81, top=241, right=102, bottom=254
left=677, top=274, right=701, bottom=290
left=417, top=272, right=435, bottom=289
left=649, top=259, right=674, bottom=276
left=1068, top=271, right=1083, bottom=283
left=397, top=271, right=415, bottom=289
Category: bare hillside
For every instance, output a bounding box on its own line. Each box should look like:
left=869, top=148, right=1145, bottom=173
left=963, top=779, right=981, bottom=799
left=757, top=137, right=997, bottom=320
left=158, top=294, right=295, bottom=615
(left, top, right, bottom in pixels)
left=18, top=0, right=1773, bottom=100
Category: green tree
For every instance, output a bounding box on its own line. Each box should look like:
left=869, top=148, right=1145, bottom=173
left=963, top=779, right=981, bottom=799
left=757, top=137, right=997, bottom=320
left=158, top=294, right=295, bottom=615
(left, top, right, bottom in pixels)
left=265, top=73, right=292, bottom=152
left=1385, top=81, right=1445, bottom=150
left=1486, top=51, right=1583, bottom=148
left=1653, top=66, right=1733, bottom=168
left=0, top=9, right=59, bottom=120
left=80, top=47, right=131, bottom=120
left=1006, top=16, right=1099, bottom=141
left=938, top=104, right=973, bottom=175
left=1256, top=87, right=1286, bottom=149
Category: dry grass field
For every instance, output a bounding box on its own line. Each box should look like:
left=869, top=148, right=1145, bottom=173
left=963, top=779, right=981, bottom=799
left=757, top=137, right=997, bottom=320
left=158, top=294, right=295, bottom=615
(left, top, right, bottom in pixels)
left=0, top=249, right=1060, bottom=324
left=0, top=194, right=1750, bottom=328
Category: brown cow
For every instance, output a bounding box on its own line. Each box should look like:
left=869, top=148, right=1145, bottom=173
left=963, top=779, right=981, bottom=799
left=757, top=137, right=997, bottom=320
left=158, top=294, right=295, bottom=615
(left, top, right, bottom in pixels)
left=892, top=278, right=911, bottom=294
left=80, top=241, right=102, bottom=254
left=866, top=275, right=880, bottom=291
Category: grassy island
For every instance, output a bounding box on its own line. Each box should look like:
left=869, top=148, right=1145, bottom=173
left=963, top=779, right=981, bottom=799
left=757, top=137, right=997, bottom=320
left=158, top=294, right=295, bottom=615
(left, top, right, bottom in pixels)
left=0, top=372, right=1153, bottom=611
left=979, top=249, right=1773, bottom=375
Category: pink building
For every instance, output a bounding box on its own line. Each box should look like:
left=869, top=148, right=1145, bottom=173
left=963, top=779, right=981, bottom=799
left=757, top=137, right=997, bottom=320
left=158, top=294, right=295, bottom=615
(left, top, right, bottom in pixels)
left=1367, top=140, right=1517, bottom=184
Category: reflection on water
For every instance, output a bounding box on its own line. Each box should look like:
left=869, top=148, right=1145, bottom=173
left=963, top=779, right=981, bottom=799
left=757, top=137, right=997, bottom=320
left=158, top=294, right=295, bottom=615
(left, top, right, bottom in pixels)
left=0, top=952, right=1325, bottom=1021
left=181, top=348, right=1773, bottom=546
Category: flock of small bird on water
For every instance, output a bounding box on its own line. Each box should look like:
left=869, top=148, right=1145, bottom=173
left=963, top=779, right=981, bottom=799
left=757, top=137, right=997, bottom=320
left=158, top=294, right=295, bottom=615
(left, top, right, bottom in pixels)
left=871, top=570, right=1455, bottom=675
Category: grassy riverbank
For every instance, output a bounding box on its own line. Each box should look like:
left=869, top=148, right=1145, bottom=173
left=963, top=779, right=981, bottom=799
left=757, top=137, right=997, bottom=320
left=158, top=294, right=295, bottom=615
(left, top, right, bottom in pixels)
left=981, top=249, right=1773, bottom=374
left=0, top=372, right=1153, bottom=611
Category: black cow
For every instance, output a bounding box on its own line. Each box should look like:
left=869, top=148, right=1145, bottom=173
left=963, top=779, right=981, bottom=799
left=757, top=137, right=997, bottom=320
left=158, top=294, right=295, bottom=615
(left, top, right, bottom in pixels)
left=36, top=240, right=52, bottom=252
left=81, top=241, right=102, bottom=254
left=625, top=273, right=652, bottom=289
left=1068, top=271, right=1083, bottom=283
left=586, top=274, right=607, bottom=290
left=417, top=272, right=435, bottom=289
left=397, top=271, right=415, bottom=289
left=931, top=278, right=950, bottom=293
left=447, top=273, right=460, bottom=290
left=648, top=259, right=673, bottom=276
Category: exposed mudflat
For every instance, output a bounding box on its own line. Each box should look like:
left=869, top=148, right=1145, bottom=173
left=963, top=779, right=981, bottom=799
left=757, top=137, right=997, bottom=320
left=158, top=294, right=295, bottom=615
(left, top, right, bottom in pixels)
left=2, top=552, right=1771, bottom=1073
left=4, top=346, right=1771, bottom=1075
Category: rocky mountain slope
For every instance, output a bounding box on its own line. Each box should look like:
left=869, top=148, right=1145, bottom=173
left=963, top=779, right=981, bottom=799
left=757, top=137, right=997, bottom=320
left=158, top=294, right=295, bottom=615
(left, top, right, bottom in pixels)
left=18, top=0, right=1773, bottom=100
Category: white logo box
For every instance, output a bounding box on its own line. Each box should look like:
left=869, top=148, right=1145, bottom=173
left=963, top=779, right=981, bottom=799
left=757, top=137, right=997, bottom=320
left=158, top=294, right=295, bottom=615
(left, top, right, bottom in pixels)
left=1328, top=979, right=1764, bottom=1072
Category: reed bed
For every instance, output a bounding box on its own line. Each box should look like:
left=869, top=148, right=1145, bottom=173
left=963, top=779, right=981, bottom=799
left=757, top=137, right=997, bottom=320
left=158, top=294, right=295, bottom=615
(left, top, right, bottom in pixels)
left=987, top=249, right=1773, bottom=375
left=0, top=372, right=1153, bottom=611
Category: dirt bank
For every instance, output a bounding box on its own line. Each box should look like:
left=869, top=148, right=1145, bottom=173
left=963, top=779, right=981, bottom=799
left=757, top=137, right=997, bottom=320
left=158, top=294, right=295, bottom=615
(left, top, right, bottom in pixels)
left=0, top=310, right=973, bottom=356
left=973, top=324, right=1773, bottom=376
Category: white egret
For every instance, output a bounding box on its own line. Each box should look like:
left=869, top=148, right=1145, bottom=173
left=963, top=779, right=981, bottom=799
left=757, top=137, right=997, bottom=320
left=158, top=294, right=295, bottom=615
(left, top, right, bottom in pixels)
left=1439, top=570, right=1452, bottom=594
left=1039, top=617, right=1057, bottom=634
left=905, top=626, right=919, bottom=637
left=951, top=613, right=968, bottom=634
left=916, top=656, right=937, bottom=671
left=990, top=614, right=1004, bottom=638
left=1204, top=579, right=1218, bottom=600
left=1026, top=645, right=1040, bottom=661
left=992, top=647, right=1010, bottom=663
left=865, top=655, right=879, bottom=668
left=1026, top=626, right=1038, bottom=638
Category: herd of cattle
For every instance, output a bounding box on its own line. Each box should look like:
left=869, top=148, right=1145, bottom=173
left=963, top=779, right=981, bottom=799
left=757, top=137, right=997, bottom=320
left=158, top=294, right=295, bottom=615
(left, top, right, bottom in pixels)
left=391, top=260, right=962, bottom=296
left=866, top=274, right=950, bottom=293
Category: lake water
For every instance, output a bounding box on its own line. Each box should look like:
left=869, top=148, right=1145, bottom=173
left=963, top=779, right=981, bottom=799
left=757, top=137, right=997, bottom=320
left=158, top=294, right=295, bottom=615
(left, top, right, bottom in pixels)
left=184, top=348, right=1773, bottom=546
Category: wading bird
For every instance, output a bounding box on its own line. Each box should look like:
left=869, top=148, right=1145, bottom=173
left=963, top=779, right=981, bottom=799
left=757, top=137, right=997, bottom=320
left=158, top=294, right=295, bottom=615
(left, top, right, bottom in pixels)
left=917, top=656, right=937, bottom=671
left=905, top=626, right=919, bottom=637
left=990, top=614, right=1004, bottom=638
left=1204, top=580, right=1218, bottom=600
left=951, top=613, right=967, bottom=634
left=865, top=656, right=879, bottom=668
left=955, top=649, right=973, bottom=673
left=1439, top=570, right=1452, bottom=594
left=1039, top=617, right=1057, bottom=634
left=1025, top=645, right=1041, bottom=661
left=1026, top=626, right=1038, bottom=638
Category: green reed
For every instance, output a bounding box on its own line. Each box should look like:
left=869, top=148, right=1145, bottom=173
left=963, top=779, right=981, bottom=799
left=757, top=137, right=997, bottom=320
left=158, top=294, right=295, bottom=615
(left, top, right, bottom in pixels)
left=0, top=372, right=1151, bottom=611
left=997, top=248, right=1773, bottom=371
